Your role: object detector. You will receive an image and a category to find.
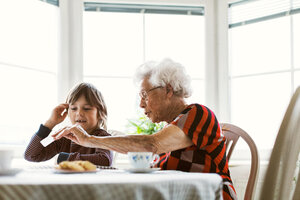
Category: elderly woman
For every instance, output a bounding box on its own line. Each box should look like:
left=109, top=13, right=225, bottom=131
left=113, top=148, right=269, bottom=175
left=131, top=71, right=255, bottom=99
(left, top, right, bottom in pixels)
left=54, top=58, right=237, bottom=200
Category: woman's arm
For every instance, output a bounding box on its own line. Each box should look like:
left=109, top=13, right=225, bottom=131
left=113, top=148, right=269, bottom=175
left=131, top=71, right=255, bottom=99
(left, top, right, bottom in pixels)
left=64, top=130, right=114, bottom=166
left=89, top=125, right=193, bottom=154
left=53, top=124, right=193, bottom=154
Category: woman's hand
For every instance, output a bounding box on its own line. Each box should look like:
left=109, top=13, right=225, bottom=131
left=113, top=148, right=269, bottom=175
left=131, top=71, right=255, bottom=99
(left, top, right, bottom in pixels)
left=44, top=103, right=69, bottom=130
left=52, top=124, right=91, bottom=146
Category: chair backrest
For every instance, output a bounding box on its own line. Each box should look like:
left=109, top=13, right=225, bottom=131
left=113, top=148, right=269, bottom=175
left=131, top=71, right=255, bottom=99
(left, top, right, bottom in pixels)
left=221, top=123, right=260, bottom=200
left=259, top=87, right=300, bottom=200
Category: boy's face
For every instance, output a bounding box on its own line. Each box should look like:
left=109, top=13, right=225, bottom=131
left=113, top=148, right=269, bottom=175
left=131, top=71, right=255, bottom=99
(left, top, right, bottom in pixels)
left=68, top=95, right=99, bottom=133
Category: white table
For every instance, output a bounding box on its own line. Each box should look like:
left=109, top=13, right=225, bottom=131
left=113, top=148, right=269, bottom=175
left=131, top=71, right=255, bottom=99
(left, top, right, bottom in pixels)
left=0, top=166, right=223, bottom=200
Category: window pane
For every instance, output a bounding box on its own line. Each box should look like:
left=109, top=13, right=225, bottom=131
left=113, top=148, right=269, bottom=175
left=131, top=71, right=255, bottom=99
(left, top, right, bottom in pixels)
left=0, top=0, right=58, bottom=146
left=0, top=0, right=58, bottom=72
left=294, top=13, right=300, bottom=69
left=229, top=16, right=291, bottom=76
left=83, top=11, right=206, bottom=132
left=229, top=0, right=291, bottom=25
left=186, top=80, right=205, bottom=105
left=231, top=73, right=291, bottom=150
left=0, top=64, right=57, bottom=144
left=144, top=14, right=205, bottom=79
left=83, top=12, right=143, bottom=77
left=295, top=71, right=300, bottom=90
left=84, top=77, right=138, bottom=132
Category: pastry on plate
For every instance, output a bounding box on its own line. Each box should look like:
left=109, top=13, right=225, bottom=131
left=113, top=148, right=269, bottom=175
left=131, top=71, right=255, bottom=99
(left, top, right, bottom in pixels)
left=58, top=160, right=96, bottom=171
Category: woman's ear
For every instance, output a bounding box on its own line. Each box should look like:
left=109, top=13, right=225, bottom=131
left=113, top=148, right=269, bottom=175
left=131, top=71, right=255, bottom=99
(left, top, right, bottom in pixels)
left=166, top=84, right=173, bottom=97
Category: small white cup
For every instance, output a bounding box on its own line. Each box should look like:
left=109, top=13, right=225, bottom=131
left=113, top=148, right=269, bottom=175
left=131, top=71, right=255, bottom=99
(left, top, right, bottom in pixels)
left=0, top=149, right=14, bottom=171
left=128, top=152, right=160, bottom=169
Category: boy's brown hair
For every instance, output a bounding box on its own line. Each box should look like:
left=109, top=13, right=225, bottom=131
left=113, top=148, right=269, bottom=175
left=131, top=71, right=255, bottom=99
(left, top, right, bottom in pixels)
left=66, top=82, right=107, bottom=130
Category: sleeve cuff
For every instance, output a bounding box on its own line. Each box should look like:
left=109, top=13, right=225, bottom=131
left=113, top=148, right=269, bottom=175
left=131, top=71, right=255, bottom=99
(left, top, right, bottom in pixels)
left=57, top=152, right=70, bottom=163
left=36, top=124, right=52, bottom=138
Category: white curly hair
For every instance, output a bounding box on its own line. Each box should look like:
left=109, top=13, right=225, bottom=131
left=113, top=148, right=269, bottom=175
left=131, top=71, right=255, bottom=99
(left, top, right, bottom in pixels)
left=134, top=58, right=192, bottom=98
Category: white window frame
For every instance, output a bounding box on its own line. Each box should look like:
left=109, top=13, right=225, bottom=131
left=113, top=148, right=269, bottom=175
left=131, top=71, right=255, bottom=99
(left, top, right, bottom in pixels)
left=44, top=0, right=300, bottom=162
left=7, top=0, right=257, bottom=160
left=57, top=0, right=228, bottom=119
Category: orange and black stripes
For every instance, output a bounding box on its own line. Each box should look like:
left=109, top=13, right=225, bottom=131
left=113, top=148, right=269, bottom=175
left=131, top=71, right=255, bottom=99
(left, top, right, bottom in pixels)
left=156, top=104, right=237, bottom=200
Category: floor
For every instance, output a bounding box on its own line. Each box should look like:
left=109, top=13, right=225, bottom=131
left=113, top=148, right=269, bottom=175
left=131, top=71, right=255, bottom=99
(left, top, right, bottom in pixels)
left=229, top=161, right=268, bottom=199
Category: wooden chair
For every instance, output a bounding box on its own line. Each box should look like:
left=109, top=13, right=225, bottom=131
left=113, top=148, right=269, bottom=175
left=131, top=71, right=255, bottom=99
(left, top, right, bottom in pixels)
left=221, top=123, right=260, bottom=200
left=259, top=86, right=300, bottom=200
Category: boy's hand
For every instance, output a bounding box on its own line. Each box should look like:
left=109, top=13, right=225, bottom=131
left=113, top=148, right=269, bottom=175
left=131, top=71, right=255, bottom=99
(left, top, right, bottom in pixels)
left=44, top=103, right=69, bottom=130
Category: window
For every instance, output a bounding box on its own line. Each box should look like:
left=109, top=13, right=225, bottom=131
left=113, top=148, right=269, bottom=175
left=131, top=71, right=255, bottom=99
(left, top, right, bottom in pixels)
left=294, top=13, right=300, bottom=71
left=228, top=0, right=300, bottom=157
left=0, top=0, right=58, bottom=145
left=0, top=0, right=205, bottom=158
left=144, top=13, right=205, bottom=106
left=83, top=4, right=205, bottom=132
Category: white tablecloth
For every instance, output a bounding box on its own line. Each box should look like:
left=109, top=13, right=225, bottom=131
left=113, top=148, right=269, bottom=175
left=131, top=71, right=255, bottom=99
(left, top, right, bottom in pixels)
left=0, top=166, right=223, bottom=200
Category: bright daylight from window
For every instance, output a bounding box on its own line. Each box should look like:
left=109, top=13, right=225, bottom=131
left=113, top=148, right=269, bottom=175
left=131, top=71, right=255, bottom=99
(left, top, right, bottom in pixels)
left=0, top=0, right=205, bottom=151
left=0, top=0, right=58, bottom=146
left=228, top=0, right=300, bottom=156
left=0, top=0, right=299, bottom=162
left=83, top=11, right=205, bottom=132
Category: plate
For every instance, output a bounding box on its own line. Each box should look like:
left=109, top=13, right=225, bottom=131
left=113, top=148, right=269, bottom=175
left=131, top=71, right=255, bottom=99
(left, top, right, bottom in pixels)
left=0, top=168, right=22, bottom=176
left=125, top=167, right=160, bottom=173
left=53, top=168, right=99, bottom=174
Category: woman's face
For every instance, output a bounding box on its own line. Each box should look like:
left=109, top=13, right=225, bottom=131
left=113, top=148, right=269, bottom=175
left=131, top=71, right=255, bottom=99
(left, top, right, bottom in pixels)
left=139, top=78, right=168, bottom=123
left=68, top=95, right=99, bottom=133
